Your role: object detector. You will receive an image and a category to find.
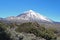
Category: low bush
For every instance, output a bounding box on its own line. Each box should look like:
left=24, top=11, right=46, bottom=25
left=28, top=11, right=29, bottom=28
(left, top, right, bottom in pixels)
left=15, top=22, right=57, bottom=40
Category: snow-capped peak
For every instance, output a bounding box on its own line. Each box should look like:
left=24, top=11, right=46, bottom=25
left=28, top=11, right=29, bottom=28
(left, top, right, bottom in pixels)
left=24, top=10, right=36, bottom=15
left=5, top=10, right=53, bottom=23
left=24, top=10, right=34, bottom=12
left=17, top=10, right=53, bottom=22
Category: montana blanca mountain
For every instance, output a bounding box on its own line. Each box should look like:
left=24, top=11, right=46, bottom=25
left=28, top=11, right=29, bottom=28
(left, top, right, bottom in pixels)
left=0, top=10, right=53, bottom=23
left=17, top=10, right=53, bottom=22
left=0, top=10, right=60, bottom=40
left=0, top=10, right=60, bottom=29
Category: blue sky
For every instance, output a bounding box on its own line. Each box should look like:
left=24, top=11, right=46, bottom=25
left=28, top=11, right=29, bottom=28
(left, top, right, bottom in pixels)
left=0, top=0, right=60, bottom=22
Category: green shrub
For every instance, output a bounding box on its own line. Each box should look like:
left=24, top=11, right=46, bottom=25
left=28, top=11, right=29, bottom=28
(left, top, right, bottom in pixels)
left=15, top=22, right=57, bottom=40
left=0, top=22, right=57, bottom=40
left=0, top=25, right=11, bottom=40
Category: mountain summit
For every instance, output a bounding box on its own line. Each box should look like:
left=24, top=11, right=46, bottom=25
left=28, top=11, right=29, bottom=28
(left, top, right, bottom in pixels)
left=0, top=10, right=53, bottom=23
left=17, top=10, right=53, bottom=22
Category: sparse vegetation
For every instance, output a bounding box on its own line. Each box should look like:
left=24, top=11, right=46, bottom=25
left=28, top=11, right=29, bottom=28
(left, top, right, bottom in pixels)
left=15, top=22, right=57, bottom=40
left=0, top=21, right=59, bottom=40
left=0, top=22, right=11, bottom=40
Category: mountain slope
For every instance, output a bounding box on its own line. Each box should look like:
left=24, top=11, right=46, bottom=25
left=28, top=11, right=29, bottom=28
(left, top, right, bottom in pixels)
left=0, top=22, right=57, bottom=40
left=0, top=10, right=60, bottom=40
left=4, top=10, right=53, bottom=23
left=0, top=10, right=60, bottom=30
left=17, top=10, right=53, bottom=22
